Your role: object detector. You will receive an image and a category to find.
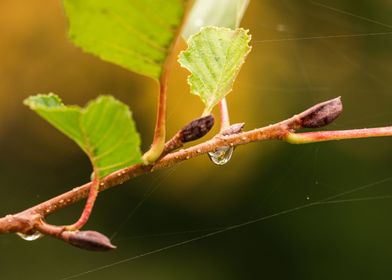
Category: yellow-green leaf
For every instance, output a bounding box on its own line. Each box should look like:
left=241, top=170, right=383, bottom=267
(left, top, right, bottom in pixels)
left=63, top=0, right=187, bottom=80
left=178, top=26, right=252, bottom=114
left=24, top=94, right=142, bottom=178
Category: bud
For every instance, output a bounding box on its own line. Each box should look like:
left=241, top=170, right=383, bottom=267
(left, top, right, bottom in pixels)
left=65, top=230, right=116, bottom=252
left=180, top=115, right=214, bottom=142
left=300, top=97, right=343, bottom=128
left=220, top=123, right=245, bottom=136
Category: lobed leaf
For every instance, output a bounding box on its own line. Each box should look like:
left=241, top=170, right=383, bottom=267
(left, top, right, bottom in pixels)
left=63, top=0, right=187, bottom=80
left=178, top=26, right=251, bottom=114
left=24, top=94, right=142, bottom=178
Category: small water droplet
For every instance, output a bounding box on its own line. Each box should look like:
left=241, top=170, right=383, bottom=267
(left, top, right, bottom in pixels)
left=17, top=231, right=44, bottom=241
left=306, top=196, right=310, bottom=200
left=208, top=146, right=233, bottom=165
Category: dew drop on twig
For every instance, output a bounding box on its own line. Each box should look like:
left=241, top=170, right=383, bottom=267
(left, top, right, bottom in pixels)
left=208, top=146, right=234, bottom=165
left=17, top=231, right=44, bottom=241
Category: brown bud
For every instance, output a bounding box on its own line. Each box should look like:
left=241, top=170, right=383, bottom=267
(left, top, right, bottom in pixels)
left=179, top=115, right=214, bottom=142
left=64, top=230, right=116, bottom=252
left=220, top=123, right=245, bottom=136
left=300, top=97, right=343, bottom=128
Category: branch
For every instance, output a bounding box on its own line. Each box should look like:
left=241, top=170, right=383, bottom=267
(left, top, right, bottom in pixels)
left=1, top=97, right=391, bottom=247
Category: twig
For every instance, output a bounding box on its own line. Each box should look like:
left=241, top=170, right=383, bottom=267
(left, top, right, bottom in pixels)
left=0, top=97, right=391, bottom=244
left=286, top=127, right=392, bottom=143
left=64, top=177, right=100, bottom=231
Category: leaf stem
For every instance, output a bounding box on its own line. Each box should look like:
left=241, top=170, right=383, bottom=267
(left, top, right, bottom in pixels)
left=142, top=77, right=167, bottom=164
left=219, top=98, right=231, bottom=131
left=65, top=177, right=100, bottom=231
left=142, top=3, right=189, bottom=164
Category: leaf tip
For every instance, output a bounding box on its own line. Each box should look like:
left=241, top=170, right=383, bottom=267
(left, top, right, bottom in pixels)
left=23, top=93, right=64, bottom=110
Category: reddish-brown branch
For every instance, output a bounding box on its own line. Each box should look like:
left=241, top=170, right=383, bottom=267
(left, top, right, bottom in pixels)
left=65, top=177, right=100, bottom=231
left=0, top=97, right=391, bottom=238
left=219, top=98, right=231, bottom=131
left=286, top=127, right=392, bottom=143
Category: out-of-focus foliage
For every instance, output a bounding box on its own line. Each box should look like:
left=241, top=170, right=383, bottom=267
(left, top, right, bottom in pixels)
left=182, top=0, right=249, bottom=38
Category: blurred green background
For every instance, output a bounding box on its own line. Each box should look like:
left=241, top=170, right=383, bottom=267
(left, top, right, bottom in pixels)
left=1, top=0, right=392, bottom=279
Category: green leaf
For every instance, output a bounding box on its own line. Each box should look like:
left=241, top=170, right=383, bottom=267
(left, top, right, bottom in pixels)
left=183, top=0, right=249, bottom=39
left=63, top=0, right=187, bottom=80
left=24, top=94, right=142, bottom=178
left=178, top=26, right=252, bottom=114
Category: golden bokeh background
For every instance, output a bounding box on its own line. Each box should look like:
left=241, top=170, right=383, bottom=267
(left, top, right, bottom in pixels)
left=0, top=1, right=391, bottom=279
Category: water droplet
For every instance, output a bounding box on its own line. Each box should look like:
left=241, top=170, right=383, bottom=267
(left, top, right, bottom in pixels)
left=306, top=196, right=310, bottom=200
left=208, top=146, right=233, bottom=165
left=17, top=231, right=44, bottom=241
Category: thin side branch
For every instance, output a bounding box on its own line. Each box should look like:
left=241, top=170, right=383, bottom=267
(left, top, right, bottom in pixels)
left=286, top=127, right=392, bottom=143
left=64, top=176, right=100, bottom=231
left=1, top=97, right=391, bottom=239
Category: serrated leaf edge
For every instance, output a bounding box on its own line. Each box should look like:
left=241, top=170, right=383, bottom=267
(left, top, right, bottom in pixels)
left=178, top=26, right=252, bottom=113
left=24, top=93, right=142, bottom=179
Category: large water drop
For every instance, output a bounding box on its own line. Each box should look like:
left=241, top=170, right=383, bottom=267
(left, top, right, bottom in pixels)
left=17, top=231, right=43, bottom=241
left=208, top=146, right=233, bottom=165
